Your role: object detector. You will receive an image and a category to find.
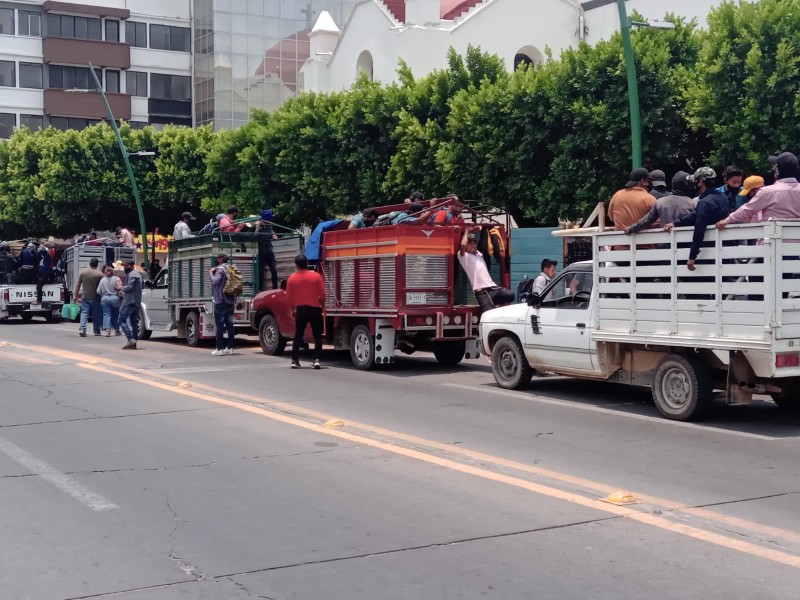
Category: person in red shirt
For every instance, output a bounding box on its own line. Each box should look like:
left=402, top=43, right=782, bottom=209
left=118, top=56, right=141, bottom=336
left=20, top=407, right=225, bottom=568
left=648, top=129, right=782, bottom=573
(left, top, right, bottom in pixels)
left=432, top=196, right=464, bottom=225
left=219, top=205, right=244, bottom=232
left=286, top=254, right=326, bottom=369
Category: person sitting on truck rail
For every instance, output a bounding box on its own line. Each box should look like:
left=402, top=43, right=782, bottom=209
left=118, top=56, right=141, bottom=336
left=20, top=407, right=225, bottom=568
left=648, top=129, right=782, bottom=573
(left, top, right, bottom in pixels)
left=392, top=202, right=434, bottom=225
left=432, top=196, right=464, bottom=225
left=173, top=212, right=196, bottom=241
left=717, top=152, right=800, bottom=228
left=608, top=168, right=656, bottom=231
left=664, top=167, right=730, bottom=272
left=349, top=208, right=379, bottom=229
left=458, top=227, right=515, bottom=313
left=219, top=205, right=244, bottom=232
left=625, top=171, right=697, bottom=235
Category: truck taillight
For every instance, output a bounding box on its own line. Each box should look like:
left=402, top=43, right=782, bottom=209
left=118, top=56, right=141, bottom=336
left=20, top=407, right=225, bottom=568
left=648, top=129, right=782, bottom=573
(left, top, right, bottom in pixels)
left=2, top=289, right=7, bottom=303
left=776, top=353, right=800, bottom=368
left=59, top=287, right=65, bottom=301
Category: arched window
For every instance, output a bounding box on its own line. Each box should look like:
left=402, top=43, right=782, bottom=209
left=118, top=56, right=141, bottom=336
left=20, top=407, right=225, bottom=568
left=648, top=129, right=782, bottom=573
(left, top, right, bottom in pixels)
left=356, top=50, right=374, bottom=81
left=514, top=45, right=544, bottom=71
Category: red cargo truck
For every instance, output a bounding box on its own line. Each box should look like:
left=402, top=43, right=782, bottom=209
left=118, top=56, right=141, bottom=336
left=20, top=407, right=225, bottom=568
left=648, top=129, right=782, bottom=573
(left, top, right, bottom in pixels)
left=251, top=202, right=510, bottom=369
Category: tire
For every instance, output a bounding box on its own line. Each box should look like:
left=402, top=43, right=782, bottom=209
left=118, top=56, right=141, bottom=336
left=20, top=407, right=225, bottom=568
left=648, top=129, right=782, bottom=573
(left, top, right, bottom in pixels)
left=349, top=324, right=376, bottom=370
left=652, top=354, right=713, bottom=421
left=138, top=310, right=152, bottom=340
left=185, top=311, right=200, bottom=347
left=772, top=379, right=800, bottom=411
left=259, top=314, right=286, bottom=356
left=491, top=336, right=534, bottom=390
left=433, top=340, right=466, bottom=366
left=46, top=313, right=61, bottom=323
left=20, top=313, right=33, bottom=323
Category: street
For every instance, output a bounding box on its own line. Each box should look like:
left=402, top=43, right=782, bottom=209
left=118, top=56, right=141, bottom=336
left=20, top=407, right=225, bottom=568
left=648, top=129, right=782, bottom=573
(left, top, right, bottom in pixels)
left=1, top=321, right=800, bottom=599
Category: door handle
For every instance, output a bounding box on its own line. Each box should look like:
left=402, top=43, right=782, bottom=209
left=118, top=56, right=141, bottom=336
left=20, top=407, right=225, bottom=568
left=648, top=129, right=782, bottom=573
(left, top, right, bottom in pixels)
left=576, top=323, right=586, bottom=328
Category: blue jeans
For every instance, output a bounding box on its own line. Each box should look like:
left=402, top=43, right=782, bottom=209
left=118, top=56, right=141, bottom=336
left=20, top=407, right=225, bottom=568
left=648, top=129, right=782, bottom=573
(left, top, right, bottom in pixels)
left=79, top=298, right=102, bottom=334
left=118, top=304, right=139, bottom=342
left=101, top=294, right=121, bottom=332
left=214, top=302, right=235, bottom=350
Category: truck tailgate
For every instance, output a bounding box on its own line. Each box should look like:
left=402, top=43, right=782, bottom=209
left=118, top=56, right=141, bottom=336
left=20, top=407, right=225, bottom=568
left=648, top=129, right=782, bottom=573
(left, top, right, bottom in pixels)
left=7, top=285, right=62, bottom=303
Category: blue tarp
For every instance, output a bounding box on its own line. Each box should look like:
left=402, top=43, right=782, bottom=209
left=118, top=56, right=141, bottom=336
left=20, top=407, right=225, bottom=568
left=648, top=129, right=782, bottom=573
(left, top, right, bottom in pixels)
left=305, top=219, right=343, bottom=262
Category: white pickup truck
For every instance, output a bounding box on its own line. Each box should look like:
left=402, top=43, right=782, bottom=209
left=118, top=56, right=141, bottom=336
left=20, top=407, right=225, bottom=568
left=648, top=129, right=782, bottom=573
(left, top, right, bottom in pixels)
left=0, top=283, right=64, bottom=322
left=480, top=220, right=800, bottom=421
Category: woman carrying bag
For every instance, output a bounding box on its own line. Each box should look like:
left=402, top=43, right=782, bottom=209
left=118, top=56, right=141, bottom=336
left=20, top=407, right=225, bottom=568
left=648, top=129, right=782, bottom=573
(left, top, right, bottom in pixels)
left=97, top=265, right=123, bottom=336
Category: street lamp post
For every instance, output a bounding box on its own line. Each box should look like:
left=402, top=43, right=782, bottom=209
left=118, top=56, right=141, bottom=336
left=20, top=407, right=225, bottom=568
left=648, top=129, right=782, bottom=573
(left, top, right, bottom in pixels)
left=616, top=2, right=676, bottom=171
left=87, top=62, right=152, bottom=271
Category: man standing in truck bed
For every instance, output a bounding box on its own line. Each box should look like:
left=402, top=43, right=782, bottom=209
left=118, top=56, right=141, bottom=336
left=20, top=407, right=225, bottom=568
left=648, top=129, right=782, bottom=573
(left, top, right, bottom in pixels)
left=458, top=227, right=514, bottom=313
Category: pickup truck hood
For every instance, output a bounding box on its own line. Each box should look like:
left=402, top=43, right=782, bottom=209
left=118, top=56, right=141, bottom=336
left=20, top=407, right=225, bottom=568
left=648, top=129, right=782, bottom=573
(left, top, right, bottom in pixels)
left=480, top=303, right=527, bottom=325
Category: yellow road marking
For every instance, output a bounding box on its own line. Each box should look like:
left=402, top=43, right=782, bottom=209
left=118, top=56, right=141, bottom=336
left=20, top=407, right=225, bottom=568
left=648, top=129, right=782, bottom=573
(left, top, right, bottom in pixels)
left=0, top=350, right=58, bottom=366
left=11, top=343, right=800, bottom=563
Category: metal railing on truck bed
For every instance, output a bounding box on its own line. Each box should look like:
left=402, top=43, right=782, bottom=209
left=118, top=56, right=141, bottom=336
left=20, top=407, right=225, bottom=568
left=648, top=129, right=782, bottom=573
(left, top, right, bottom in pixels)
left=593, top=221, right=800, bottom=346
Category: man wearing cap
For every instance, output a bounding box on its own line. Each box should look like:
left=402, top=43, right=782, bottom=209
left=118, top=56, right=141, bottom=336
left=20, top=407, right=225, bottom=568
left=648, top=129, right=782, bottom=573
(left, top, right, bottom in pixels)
left=665, top=167, right=730, bottom=271
left=173, top=211, right=196, bottom=241
left=717, top=165, right=744, bottom=211
left=737, top=176, right=765, bottom=215
left=718, top=153, right=800, bottom=228
left=118, top=259, right=143, bottom=349
left=458, top=227, right=515, bottom=313
left=608, top=168, right=656, bottom=231
left=649, top=169, right=669, bottom=199
left=626, top=171, right=697, bottom=235
left=257, top=209, right=279, bottom=290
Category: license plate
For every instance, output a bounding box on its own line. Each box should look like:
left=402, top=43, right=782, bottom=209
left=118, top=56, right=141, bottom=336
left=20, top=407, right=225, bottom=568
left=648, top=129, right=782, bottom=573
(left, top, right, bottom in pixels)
left=8, top=287, right=59, bottom=302
left=406, top=292, right=426, bottom=305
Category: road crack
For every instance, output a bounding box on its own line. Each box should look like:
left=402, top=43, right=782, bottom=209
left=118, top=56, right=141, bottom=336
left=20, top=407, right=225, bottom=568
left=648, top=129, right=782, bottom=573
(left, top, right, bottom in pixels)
left=165, top=493, right=207, bottom=581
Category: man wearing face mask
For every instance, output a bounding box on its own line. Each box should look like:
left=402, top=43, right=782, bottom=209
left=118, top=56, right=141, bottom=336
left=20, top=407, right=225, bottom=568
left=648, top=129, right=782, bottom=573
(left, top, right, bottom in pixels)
left=118, top=259, right=143, bottom=350
left=608, top=168, right=656, bottom=231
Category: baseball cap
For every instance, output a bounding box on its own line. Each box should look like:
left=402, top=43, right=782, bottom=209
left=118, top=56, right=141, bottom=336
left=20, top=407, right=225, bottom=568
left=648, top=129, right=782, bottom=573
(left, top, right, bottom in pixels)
left=738, top=175, right=765, bottom=196
left=466, top=233, right=478, bottom=242
left=625, top=167, right=651, bottom=187
left=649, top=169, right=667, bottom=187
left=768, top=152, right=799, bottom=174
left=122, top=259, right=135, bottom=266
left=181, top=211, right=195, bottom=220
left=260, top=209, right=274, bottom=222
left=690, top=167, right=717, bottom=182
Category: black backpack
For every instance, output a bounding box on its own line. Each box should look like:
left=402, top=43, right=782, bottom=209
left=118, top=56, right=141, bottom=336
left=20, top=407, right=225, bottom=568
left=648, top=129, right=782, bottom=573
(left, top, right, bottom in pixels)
left=517, top=277, right=534, bottom=303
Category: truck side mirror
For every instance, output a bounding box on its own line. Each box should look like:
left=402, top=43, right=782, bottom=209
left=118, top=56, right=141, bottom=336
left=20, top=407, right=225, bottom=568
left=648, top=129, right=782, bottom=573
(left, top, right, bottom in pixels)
left=527, top=293, right=541, bottom=307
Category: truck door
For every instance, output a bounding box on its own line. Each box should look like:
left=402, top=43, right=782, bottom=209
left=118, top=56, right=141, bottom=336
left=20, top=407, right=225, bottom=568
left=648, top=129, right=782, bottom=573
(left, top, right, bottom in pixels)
left=525, top=270, right=596, bottom=372
left=145, top=268, right=171, bottom=329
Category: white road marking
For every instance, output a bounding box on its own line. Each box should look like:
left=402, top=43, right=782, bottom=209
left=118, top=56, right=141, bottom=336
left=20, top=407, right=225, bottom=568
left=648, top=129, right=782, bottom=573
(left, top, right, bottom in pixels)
left=443, top=383, right=781, bottom=441
left=0, top=435, right=119, bottom=511
left=157, top=363, right=287, bottom=374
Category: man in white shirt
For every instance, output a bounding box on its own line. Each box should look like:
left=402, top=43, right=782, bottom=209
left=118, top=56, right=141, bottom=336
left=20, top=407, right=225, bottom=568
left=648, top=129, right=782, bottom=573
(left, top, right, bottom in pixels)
left=532, top=259, right=557, bottom=295
left=173, top=212, right=196, bottom=241
left=458, top=228, right=514, bottom=313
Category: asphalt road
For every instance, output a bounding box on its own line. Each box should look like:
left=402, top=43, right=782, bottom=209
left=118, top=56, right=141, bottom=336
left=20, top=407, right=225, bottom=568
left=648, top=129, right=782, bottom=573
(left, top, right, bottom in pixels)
left=2, top=319, right=800, bottom=599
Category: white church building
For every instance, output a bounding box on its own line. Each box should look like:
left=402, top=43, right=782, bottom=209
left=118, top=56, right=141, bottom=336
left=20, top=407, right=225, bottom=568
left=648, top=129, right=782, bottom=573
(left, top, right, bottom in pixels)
left=302, top=0, right=723, bottom=93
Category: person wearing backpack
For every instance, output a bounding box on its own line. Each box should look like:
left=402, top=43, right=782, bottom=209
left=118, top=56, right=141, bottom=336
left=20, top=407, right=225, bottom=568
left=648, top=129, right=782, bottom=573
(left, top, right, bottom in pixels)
left=209, top=253, right=238, bottom=356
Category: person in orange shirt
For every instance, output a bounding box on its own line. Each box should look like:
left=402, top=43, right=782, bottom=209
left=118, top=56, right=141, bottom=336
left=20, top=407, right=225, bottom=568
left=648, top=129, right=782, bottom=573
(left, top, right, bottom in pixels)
left=286, top=254, right=326, bottom=369
left=608, top=168, right=656, bottom=231
left=218, top=205, right=244, bottom=232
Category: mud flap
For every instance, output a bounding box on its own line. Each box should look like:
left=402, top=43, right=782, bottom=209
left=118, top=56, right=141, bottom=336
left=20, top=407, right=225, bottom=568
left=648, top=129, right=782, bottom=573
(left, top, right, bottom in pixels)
left=199, top=312, right=216, bottom=339
left=374, top=318, right=395, bottom=365
left=464, top=338, right=481, bottom=360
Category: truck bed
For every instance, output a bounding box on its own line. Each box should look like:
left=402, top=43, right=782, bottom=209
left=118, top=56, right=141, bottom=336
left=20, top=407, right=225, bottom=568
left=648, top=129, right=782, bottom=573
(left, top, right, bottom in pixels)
left=593, top=221, right=800, bottom=349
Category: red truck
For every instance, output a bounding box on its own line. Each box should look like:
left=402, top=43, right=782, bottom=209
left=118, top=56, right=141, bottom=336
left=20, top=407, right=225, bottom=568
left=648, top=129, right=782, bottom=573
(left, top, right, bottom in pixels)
left=250, top=202, right=510, bottom=369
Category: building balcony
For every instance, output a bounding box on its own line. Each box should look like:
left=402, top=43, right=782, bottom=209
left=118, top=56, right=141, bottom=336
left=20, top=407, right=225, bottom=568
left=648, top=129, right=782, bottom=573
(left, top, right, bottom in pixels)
left=44, top=88, right=131, bottom=120
left=43, top=37, right=130, bottom=70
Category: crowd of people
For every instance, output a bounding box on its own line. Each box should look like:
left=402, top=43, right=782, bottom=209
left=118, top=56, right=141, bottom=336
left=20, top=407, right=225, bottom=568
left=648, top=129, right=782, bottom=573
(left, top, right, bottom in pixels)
left=0, top=239, right=58, bottom=304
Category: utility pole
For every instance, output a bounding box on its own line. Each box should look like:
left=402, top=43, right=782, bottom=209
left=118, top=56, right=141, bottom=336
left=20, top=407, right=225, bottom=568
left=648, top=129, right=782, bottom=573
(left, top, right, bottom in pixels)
left=616, top=0, right=641, bottom=170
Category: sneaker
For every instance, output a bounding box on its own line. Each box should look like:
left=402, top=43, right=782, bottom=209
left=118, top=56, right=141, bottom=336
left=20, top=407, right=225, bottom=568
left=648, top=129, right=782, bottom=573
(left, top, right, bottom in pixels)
left=290, top=361, right=301, bottom=369
left=105, top=329, right=111, bottom=337
left=313, top=360, right=321, bottom=370
left=93, top=332, right=103, bottom=336
left=211, top=349, right=224, bottom=356
left=222, top=348, right=234, bottom=356
left=122, top=340, right=137, bottom=350
left=79, top=331, right=87, bottom=337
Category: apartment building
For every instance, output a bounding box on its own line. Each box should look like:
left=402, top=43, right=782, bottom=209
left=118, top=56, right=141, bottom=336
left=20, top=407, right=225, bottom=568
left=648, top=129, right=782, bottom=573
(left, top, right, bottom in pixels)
left=0, top=0, right=192, bottom=138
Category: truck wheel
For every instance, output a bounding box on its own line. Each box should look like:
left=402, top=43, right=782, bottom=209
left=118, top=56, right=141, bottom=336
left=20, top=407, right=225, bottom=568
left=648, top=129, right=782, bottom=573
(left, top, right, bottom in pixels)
left=259, top=314, right=286, bottom=355
left=46, top=313, right=61, bottom=323
left=185, top=312, right=200, bottom=347
left=433, top=341, right=466, bottom=367
left=771, top=379, right=800, bottom=411
left=652, top=354, right=713, bottom=421
left=138, top=311, right=152, bottom=341
left=350, top=324, right=376, bottom=370
left=491, top=336, right=533, bottom=390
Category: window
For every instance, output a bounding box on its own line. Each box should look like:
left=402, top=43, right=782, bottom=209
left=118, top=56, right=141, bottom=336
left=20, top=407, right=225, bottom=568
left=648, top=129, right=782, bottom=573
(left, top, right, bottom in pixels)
left=540, top=272, right=594, bottom=309
left=128, top=121, right=148, bottom=129
left=0, top=113, right=15, bottom=138
left=105, top=69, right=119, bottom=93
left=20, top=114, right=43, bottom=130
left=0, top=8, right=14, bottom=35
left=125, top=20, right=146, bottom=47
left=19, top=63, right=43, bottom=89
left=49, top=116, right=96, bottom=131
left=150, top=73, right=191, bottom=101
left=48, top=14, right=101, bottom=40
left=105, top=19, right=119, bottom=42
left=149, top=24, right=190, bottom=52
left=48, top=65, right=99, bottom=90
left=0, top=61, right=15, bottom=87
left=19, top=11, right=41, bottom=37
left=126, top=70, right=147, bottom=96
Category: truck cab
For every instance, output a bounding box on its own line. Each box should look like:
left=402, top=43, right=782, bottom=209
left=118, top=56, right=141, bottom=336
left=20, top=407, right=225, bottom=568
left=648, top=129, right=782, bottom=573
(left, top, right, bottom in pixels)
left=139, top=267, right=172, bottom=339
